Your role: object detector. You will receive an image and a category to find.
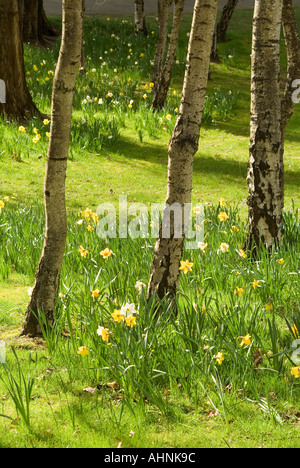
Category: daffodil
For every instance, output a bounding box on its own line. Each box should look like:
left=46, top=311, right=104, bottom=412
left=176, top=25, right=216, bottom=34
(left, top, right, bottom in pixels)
left=97, top=326, right=110, bottom=342
left=78, top=245, right=88, bottom=258
left=214, top=352, right=224, bottom=365
left=179, top=260, right=194, bottom=274
left=120, top=302, right=138, bottom=318
left=240, top=334, right=251, bottom=347
left=91, top=289, right=100, bottom=298
left=239, top=249, right=247, bottom=258
left=111, top=309, right=125, bottom=323
left=220, top=243, right=229, bottom=253
left=234, top=286, right=244, bottom=297
left=218, top=211, right=229, bottom=222
left=219, top=198, right=227, bottom=207
left=166, top=114, right=172, bottom=121
left=277, top=258, right=285, bottom=265
left=18, top=126, right=26, bottom=133
left=43, top=119, right=50, bottom=125
left=265, top=302, right=273, bottom=312
left=290, top=367, right=300, bottom=379
left=251, top=280, right=260, bottom=289
left=125, top=315, right=137, bottom=328
left=135, top=281, right=146, bottom=292
left=78, top=346, right=89, bottom=357
left=100, top=248, right=113, bottom=259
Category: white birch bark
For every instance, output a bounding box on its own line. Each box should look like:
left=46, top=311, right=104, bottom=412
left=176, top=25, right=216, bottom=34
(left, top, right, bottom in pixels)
left=148, top=0, right=219, bottom=301
left=246, top=0, right=283, bottom=249
left=21, top=0, right=83, bottom=336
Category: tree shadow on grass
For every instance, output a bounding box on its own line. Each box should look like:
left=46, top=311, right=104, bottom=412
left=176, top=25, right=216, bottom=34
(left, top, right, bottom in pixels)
left=114, top=134, right=300, bottom=190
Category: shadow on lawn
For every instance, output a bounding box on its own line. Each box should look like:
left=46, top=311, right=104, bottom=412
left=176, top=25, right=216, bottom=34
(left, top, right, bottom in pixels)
left=114, top=134, right=300, bottom=189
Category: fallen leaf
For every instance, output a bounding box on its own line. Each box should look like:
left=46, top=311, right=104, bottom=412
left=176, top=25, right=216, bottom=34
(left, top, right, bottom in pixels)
left=207, top=409, right=218, bottom=418
left=83, top=386, right=97, bottom=394
left=106, top=381, right=120, bottom=391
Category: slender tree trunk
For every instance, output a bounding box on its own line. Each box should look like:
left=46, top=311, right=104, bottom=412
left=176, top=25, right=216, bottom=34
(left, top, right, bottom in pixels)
left=21, top=0, right=83, bottom=337
left=152, top=0, right=173, bottom=90
left=280, top=0, right=300, bottom=211
left=80, top=0, right=86, bottom=72
left=134, top=0, right=147, bottom=35
left=246, top=0, right=283, bottom=250
left=147, top=0, right=218, bottom=301
left=210, top=23, right=220, bottom=63
left=0, top=0, right=40, bottom=122
left=217, top=0, right=239, bottom=43
left=152, top=0, right=184, bottom=110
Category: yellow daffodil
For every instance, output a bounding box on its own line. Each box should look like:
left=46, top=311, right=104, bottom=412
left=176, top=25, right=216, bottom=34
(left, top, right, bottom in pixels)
left=18, top=126, right=26, bottom=133
left=78, top=346, right=89, bottom=357
left=111, top=309, right=125, bottom=323
left=231, top=226, right=239, bottom=233
left=97, top=326, right=110, bottom=342
left=277, top=258, right=285, bottom=265
left=219, top=198, right=227, bottom=207
left=125, top=315, right=137, bottom=328
left=214, top=352, right=224, bottom=365
left=166, top=114, right=172, bottom=120
left=179, top=260, right=194, bottom=274
left=251, top=280, right=260, bottom=289
left=240, top=334, right=251, bottom=347
left=239, top=249, right=247, bottom=258
left=91, top=289, right=100, bottom=298
left=43, top=119, right=50, bottom=125
left=290, top=367, right=300, bottom=379
left=234, top=286, right=244, bottom=297
left=218, top=211, right=229, bottom=222
left=100, top=248, right=113, bottom=259
left=87, top=225, right=94, bottom=232
left=78, top=245, right=88, bottom=258
left=265, top=302, right=273, bottom=311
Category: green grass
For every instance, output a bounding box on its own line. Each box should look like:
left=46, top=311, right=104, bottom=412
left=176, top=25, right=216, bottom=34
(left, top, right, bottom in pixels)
left=0, top=9, right=300, bottom=448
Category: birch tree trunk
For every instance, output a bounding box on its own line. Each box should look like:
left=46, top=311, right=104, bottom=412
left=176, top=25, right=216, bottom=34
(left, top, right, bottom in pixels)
left=21, top=0, right=83, bottom=337
left=217, top=0, right=239, bottom=43
left=152, top=0, right=184, bottom=110
left=152, top=0, right=173, bottom=90
left=246, top=0, right=283, bottom=250
left=0, top=0, right=40, bottom=122
left=134, top=0, right=147, bottom=35
left=280, top=0, right=300, bottom=209
left=147, top=0, right=218, bottom=301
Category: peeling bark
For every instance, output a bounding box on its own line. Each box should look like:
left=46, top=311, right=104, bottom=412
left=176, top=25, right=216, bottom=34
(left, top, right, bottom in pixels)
left=247, top=0, right=283, bottom=249
left=147, top=0, right=218, bottom=301
left=21, top=0, right=83, bottom=337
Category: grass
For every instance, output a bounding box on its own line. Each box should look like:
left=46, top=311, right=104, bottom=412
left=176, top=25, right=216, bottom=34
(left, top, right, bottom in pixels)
left=0, top=8, right=300, bottom=448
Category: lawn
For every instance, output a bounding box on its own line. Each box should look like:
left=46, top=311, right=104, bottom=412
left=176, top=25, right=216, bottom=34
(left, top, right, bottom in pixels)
left=0, top=8, right=300, bottom=449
